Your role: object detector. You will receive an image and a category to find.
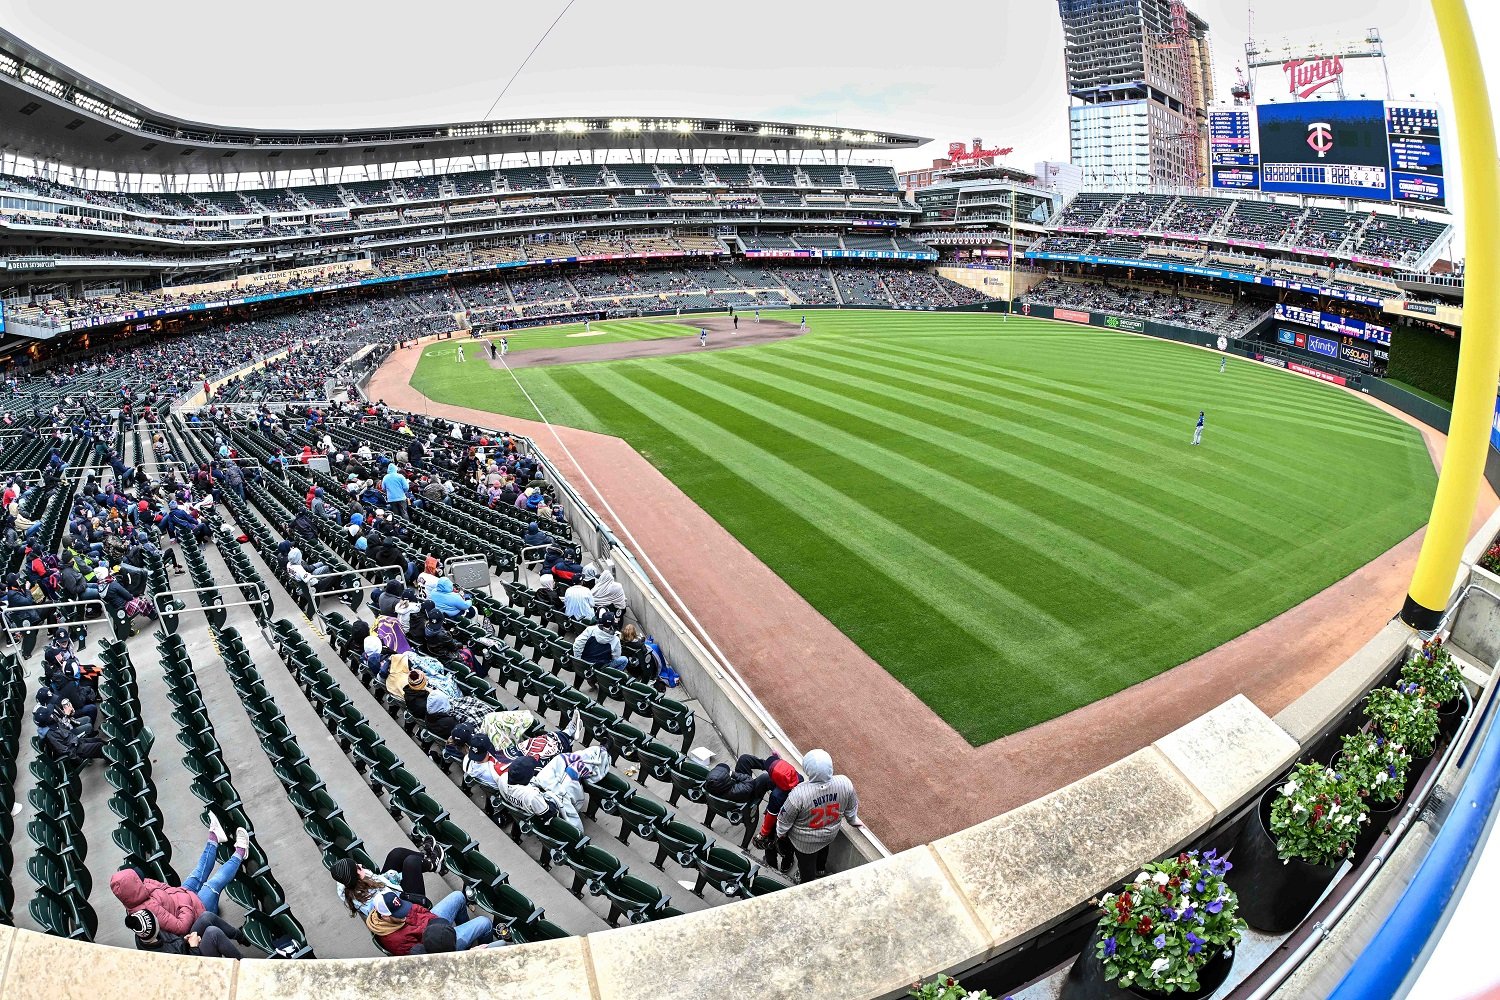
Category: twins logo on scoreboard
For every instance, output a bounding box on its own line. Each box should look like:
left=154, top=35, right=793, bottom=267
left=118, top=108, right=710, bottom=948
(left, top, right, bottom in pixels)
left=1306, top=122, right=1334, bottom=158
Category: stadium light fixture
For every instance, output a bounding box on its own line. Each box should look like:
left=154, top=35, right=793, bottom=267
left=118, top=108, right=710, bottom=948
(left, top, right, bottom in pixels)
left=610, top=119, right=642, bottom=132
left=675, top=120, right=693, bottom=132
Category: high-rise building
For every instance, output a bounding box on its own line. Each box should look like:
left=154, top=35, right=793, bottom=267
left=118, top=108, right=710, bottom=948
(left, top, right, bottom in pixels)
left=1057, top=0, right=1214, bottom=190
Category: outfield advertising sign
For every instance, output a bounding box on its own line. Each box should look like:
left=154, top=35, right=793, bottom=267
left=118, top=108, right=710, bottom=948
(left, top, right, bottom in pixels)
left=1339, top=343, right=1374, bottom=368
left=1105, top=315, right=1146, bottom=332
left=1054, top=308, right=1091, bottom=324
left=1277, top=329, right=1308, bottom=348
left=1287, top=360, right=1348, bottom=386
left=1492, top=397, right=1500, bottom=451
left=1306, top=334, right=1340, bottom=359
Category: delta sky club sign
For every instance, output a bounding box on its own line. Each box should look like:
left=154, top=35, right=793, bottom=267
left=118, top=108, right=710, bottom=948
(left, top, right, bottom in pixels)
left=1283, top=56, right=1344, bottom=99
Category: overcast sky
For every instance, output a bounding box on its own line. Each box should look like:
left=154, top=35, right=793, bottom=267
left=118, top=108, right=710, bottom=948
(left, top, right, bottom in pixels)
left=2, top=0, right=1496, bottom=245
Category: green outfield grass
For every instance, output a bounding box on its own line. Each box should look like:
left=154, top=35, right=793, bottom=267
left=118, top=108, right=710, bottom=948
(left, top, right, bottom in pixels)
left=423, top=318, right=697, bottom=360
left=413, top=310, right=1437, bottom=744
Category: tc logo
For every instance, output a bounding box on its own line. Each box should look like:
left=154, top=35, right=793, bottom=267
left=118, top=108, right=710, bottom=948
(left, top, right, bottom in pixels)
left=1306, top=122, right=1334, bottom=158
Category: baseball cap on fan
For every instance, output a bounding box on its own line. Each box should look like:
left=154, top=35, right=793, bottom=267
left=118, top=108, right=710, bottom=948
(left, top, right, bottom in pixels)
left=373, top=891, right=412, bottom=919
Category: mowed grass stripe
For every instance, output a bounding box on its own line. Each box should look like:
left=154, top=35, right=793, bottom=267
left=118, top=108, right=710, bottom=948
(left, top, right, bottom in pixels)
left=770, top=341, right=1285, bottom=554
left=665, top=356, right=1202, bottom=626
left=898, top=325, right=1415, bottom=444
left=864, top=336, right=1400, bottom=487
left=559, top=366, right=1104, bottom=735
left=592, top=362, right=1091, bottom=643
left=805, top=339, right=1331, bottom=539
left=707, top=349, right=1237, bottom=592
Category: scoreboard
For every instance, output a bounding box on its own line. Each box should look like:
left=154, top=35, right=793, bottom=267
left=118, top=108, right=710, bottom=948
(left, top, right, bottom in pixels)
left=1387, top=104, right=1444, bottom=205
left=1209, top=100, right=1446, bottom=207
left=1208, top=110, right=1260, bottom=190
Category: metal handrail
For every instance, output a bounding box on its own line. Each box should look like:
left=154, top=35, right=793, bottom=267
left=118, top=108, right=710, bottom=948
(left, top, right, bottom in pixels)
left=1, top=598, right=108, bottom=644
left=302, top=563, right=405, bottom=601
left=150, top=584, right=268, bottom=619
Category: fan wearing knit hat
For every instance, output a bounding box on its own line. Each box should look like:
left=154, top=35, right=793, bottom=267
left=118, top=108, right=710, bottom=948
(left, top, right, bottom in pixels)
left=126, top=905, right=249, bottom=959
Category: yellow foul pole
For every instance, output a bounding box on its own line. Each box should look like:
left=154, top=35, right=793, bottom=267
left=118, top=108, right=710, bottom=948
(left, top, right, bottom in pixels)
left=1401, top=0, right=1500, bottom=629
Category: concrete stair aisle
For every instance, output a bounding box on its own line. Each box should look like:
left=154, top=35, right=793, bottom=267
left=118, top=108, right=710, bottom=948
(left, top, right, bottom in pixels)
left=190, top=530, right=608, bottom=936
left=156, top=597, right=386, bottom=958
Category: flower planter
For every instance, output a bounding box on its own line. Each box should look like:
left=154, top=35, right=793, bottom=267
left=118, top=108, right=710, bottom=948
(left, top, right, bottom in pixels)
left=1224, top=789, right=1339, bottom=933
left=1062, top=927, right=1235, bottom=1000
left=1352, top=796, right=1402, bottom=857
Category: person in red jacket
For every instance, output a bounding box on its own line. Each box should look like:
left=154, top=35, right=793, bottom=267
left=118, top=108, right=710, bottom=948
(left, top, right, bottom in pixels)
left=365, top=890, right=494, bottom=956
left=109, top=817, right=250, bottom=935
left=716, top=752, right=799, bottom=876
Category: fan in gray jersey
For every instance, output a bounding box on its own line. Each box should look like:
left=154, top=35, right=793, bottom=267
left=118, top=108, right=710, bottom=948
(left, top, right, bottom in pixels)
left=775, top=749, right=859, bottom=883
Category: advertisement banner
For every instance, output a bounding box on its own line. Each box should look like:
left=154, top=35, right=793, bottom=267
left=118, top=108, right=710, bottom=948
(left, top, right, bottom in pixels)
left=1287, top=361, right=1348, bottom=386
left=1492, top=396, right=1500, bottom=452
left=1105, top=315, right=1145, bottom=332
left=1405, top=301, right=1439, bottom=315
left=1254, top=353, right=1288, bottom=369
left=1306, top=334, right=1340, bottom=359
left=1277, top=329, right=1297, bottom=346
left=1339, top=343, right=1373, bottom=368
left=1054, top=308, right=1091, bottom=324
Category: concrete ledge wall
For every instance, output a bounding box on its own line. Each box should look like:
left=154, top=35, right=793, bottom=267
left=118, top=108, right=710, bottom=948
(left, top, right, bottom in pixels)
left=0, top=697, right=1299, bottom=1000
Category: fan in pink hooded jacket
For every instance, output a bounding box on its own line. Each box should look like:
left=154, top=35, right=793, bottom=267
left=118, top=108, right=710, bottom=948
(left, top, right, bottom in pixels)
left=109, top=817, right=251, bottom=935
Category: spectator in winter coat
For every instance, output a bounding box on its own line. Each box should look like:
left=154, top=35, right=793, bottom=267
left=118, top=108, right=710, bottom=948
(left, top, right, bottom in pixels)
left=427, top=577, right=473, bottom=619
left=126, top=908, right=247, bottom=959
left=110, top=819, right=251, bottom=934
left=522, top=521, right=553, bottom=549
left=571, top=613, right=627, bottom=670
left=365, top=890, right=493, bottom=956
left=42, top=698, right=104, bottom=760
left=330, top=838, right=444, bottom=918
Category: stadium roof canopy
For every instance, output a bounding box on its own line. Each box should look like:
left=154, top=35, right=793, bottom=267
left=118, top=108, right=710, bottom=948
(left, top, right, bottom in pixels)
left=0, top=30, right=927, bottom=176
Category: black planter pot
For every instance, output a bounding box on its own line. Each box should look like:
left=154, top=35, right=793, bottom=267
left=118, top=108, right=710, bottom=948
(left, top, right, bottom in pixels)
left=1061, top=926, right=1235, bottom=1000
left=1224, top=789, right=1340, bottom=934
left=1352, top=795, right=1402, bottom=857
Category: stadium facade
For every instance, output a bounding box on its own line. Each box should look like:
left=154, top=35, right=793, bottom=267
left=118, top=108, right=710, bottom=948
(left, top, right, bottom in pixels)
left=1057, top=0, right=1214, bottom=190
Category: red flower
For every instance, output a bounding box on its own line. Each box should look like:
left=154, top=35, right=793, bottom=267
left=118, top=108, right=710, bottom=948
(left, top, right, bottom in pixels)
left=1137, top=916, right=1153, bottom=935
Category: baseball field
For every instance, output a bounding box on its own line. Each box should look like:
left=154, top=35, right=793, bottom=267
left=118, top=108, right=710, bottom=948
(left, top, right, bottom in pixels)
left=412, top=310, right=1436, bottom=745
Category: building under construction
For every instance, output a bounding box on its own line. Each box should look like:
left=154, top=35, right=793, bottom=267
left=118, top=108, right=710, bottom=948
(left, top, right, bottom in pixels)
left=1057, top=0, right=1214, bottom=190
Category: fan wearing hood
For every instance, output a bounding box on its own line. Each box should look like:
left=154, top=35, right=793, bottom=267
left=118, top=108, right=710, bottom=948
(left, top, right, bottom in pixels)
left=427, top=576, right=473, bottom=618
left=590, top=559, right=627, bottom=615
left=775, top=749, right=861, bottom=884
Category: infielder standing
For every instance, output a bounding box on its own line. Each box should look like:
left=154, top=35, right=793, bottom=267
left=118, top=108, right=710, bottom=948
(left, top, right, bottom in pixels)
left=456, top=346, right=465, bottom=363
left=699, top=328, right=708, bottom=347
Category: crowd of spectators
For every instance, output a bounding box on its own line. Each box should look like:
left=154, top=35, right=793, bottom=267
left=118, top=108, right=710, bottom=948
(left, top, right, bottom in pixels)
left=1022, top=278, right=1264, bottom=335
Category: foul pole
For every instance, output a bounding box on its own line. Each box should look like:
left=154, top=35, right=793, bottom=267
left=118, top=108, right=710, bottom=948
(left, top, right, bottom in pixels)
left=1400, top=0, right=1499, bottom=630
